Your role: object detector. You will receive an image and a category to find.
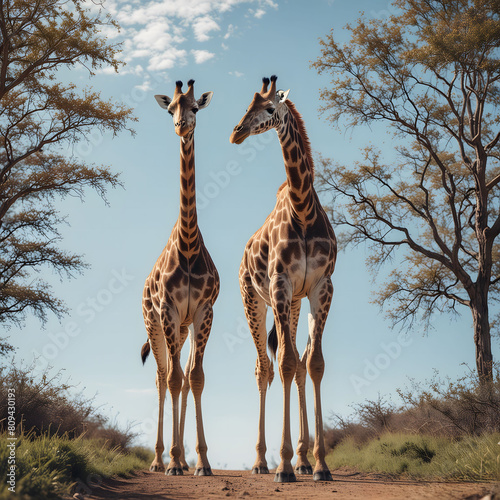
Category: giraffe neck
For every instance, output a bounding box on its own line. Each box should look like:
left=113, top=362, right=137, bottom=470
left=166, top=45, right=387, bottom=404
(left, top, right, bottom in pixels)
left=177, top=131, right=200, bottom=256
left=276, top=101, right=316, bottom=224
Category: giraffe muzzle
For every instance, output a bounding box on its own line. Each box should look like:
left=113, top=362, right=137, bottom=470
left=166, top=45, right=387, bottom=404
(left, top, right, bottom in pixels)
left=229, top=125, right=249, bottom=144
left=175, top=121, right=192, bottom=137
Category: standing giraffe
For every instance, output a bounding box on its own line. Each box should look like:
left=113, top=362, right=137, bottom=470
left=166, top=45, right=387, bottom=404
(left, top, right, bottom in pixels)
left=141, top=79, right=219, bottom=477
left=229, top=75, right=337, bottom=483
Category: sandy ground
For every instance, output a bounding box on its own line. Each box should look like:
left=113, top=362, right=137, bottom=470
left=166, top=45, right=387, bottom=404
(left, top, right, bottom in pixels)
left=76, top=467, right=500, bottom=500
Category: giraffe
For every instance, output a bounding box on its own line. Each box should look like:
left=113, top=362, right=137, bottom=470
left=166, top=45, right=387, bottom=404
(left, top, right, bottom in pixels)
left=141, top=79, right=219, bottom=477
left=229, top=75, right=337, bottom=483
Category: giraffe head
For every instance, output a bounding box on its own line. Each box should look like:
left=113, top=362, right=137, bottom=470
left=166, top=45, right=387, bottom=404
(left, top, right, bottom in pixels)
left=155, top=80, right=213, bottom=137
left=229, top=75, right=290, bottom=144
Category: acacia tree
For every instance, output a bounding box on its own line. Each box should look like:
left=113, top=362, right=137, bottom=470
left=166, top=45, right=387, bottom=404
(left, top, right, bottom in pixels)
left=0, top=0, right=134, bottom=330
left=313, top=0, right=500, bottom=383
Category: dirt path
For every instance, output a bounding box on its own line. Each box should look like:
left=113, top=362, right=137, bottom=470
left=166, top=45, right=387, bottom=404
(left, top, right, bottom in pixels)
left=79, top=468, right=498, bottom=500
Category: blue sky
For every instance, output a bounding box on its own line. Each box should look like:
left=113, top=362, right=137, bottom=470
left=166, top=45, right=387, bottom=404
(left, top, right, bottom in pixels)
left=8, top=0, right=500, bottom=470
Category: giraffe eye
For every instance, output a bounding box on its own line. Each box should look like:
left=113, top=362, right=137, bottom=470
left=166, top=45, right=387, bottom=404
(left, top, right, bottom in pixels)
left=192, top=108, right=198, bottom=114
left=167, top=109, right=173, bottom=116
left=266, top=108, right=274, bottom=115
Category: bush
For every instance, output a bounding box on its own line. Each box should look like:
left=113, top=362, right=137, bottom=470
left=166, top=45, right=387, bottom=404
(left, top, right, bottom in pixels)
left=386, top=440, right=435, bottom=463
left=323, top=367, right=500, bottom=480
left=0, top=363, right=100, bottom=438
left=0, top=362, right=137, bottom=449
left=397, top=368, right=500, bottom=436
left=324, top=415, right=373, bottom=450
left=325, top=367, right=500, bottom=454
left=325, top=394, right=395, bottom=451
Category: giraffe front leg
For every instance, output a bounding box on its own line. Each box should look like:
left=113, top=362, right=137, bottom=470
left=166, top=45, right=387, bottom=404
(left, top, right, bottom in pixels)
left=190, top=303, right=214, bottom=477
left=179, top=326, right=192, bottom=472
left=253, top=359, right=271, bottom=475
left=270, top=274, right=296, bottom=483
left=166, top=351, right=184, bottom=476
left=308, top=278, right=334, bottom=482
left=166, top=362, right=184, bottom=476
left=289, top=299, right=313, bottom=476
left=160, top=305, right=184, bottom=476
left=240, top=270, right=270, bottom=474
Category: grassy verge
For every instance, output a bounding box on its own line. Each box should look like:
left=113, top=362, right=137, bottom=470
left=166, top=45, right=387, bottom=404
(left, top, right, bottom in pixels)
left=324, top=431, right=500, bottom=481
left=0, top=433, right=154, bottom=499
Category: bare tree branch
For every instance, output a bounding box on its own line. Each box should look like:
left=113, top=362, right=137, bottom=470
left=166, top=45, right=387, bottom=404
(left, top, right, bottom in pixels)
left=0, top=0, right=134, bottom=329
left=313, top=0, right=500, bottom=383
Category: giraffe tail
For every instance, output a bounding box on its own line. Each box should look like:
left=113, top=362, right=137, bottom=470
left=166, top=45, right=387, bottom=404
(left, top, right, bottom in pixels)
left=141, top=340, right=151, bottom=365
left=267, top=322, right=278, bottom=360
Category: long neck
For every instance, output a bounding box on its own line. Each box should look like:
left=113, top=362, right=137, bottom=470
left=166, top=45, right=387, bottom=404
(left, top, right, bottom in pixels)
left=177, top=131, right=200, bottom=256
left=276, top=101, right=316, bottom=223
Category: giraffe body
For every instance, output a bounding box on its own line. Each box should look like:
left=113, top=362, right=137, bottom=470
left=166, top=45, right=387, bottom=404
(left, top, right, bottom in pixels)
left=141, top=80, right=218, bottom=477
left=242, top=185, right=335, bottom=302
left=230, top=76, right=337, bottom=483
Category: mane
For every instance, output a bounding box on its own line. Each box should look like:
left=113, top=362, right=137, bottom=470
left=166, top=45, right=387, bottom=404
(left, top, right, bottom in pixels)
left=277, top=181, right=287, bottom=194
left=285, top=99, right=315, bottom=181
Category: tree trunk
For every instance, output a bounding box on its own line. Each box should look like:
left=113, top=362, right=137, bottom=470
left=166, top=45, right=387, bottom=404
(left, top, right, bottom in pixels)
left=470, top=287, right=493, bottom=385
left=472, top=151, right=494, bottom=385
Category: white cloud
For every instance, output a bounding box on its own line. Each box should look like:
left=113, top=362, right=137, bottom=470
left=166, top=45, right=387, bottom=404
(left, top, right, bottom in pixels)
left=224, top=23, right=235, bottom=39
left=98, top=66, right=119, bottom=75
left=101, top=0, right=279, bottom=79
left=192, top=49, right=215, bottom=64
left=148, top=48, right=188, bottom=71
left=98, top=24, right=122, bottom=40
left=193, top=16, right=221, bottom=42
left=132, top=20, right=177, bottom=52
left=229, top=70, right=244, bottom=77
left=136, top=77, right=153, bottom=91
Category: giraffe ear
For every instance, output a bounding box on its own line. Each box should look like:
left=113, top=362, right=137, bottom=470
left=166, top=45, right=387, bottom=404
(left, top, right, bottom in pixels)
left=155, top=95, right=172, bottom=110
left=197, top=91, right=213, bottom=110
left=278, top=89, right=290, bottom=103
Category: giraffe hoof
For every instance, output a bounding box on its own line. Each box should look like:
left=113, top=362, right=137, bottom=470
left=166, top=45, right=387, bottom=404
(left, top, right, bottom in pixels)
left=252, top=466, right=269, bottom=474
left=313, top=470, right=333, bottom=482
left=194, top=467, right=212, bottom=476
left=295, top=465, right=313, bottom=475
left=166, top=467, right=184, bottom=476
left=150, top=464, right=165, bottom=472
left=274, top=472, right=296, bottom=483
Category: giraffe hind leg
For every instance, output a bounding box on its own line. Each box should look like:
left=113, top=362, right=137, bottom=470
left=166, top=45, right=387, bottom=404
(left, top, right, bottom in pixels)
left=145, top=318, right=167, bottom=472
left=190, top=303, right=214, bottom=477
left=308, top=278, right=334, bottom=482
left=159, top=303, right=184, bottom=476
left=269, top=273, right=297, bottom=483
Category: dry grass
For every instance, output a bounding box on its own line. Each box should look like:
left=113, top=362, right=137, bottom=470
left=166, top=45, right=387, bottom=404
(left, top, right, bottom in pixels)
left=325, top=431, right=500, bottom=481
